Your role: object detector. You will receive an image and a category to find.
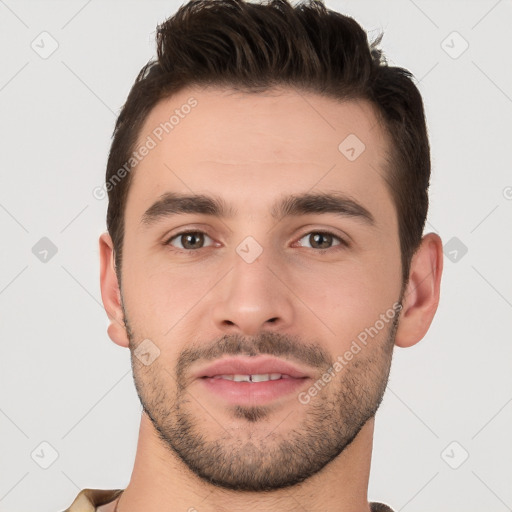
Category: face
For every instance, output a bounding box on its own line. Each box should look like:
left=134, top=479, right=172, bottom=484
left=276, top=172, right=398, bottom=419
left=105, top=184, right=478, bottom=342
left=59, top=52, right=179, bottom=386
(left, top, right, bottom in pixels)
left=119, top=86, right=404, bottom=491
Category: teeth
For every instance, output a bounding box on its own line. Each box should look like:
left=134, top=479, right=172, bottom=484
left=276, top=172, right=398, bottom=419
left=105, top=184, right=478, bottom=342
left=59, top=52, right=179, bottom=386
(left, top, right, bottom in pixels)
left=250, top=374, right=270, bottom=382
left=216, top=373, right=284, bottom=382
left=233, top=374, right=251, bottom=382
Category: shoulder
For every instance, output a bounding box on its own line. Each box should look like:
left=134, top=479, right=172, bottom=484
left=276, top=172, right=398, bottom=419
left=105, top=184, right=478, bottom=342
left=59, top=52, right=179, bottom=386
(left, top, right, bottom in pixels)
left=61, top=489, right=124, bottom=512
left=370, top=502, right=395, bottom=512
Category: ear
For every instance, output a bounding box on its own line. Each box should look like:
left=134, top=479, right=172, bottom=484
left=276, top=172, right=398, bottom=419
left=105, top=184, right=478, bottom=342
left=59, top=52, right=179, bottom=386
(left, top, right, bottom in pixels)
left=394, top=232, right=444, bottom=348
left=99, top=232, right=130, bottom=348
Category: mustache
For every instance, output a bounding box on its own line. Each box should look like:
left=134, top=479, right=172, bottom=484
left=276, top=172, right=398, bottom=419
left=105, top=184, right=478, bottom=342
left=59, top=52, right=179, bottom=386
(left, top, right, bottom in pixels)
left=175, top=332, right=333, bottom=384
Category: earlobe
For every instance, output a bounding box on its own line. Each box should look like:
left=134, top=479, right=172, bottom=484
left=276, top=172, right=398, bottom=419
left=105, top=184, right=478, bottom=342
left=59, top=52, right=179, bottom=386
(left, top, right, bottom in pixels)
left=394, top=232, right=444, bottom=348
left=99, top=232, right=130, bottom=348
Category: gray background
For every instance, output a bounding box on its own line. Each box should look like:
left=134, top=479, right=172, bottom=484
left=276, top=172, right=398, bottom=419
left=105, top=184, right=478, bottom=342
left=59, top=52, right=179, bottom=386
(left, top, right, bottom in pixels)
left=0, top=0, right=511, bottom=511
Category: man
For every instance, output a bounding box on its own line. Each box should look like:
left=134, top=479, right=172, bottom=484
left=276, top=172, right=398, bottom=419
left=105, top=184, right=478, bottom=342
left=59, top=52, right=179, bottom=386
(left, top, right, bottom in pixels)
left=65, top=0, right=443, bottom=510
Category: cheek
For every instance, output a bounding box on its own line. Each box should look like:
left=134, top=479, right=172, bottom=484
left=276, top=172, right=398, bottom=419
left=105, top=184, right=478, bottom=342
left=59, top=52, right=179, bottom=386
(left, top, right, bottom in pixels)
left=341, top=251, right=402, bottom=344
left=122, top=256, right=221, bottom=338
left=286, top=250, right=401, bottom=345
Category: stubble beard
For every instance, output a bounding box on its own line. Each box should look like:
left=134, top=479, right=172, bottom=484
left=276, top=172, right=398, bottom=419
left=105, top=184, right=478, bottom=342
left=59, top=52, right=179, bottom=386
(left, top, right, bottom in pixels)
left=124, top=305, right=400, bottom=492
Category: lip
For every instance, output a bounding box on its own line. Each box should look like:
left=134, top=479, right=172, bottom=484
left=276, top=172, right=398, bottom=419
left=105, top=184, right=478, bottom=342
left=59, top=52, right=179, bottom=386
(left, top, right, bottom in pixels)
left=200, top=376, right=310, bottom=406
left=193, top=355, right=313, bottom=380
left=192, top=356, right=313, bottom=406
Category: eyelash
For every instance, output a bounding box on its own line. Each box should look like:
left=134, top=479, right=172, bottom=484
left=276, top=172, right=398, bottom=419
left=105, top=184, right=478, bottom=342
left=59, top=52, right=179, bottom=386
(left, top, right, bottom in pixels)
left=163, top=229, right=349, bottom=254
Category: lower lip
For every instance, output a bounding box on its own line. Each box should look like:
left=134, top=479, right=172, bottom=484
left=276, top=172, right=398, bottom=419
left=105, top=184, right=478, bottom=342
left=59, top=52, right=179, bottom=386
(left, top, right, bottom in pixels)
left=198, top=376, right=311, bottom=406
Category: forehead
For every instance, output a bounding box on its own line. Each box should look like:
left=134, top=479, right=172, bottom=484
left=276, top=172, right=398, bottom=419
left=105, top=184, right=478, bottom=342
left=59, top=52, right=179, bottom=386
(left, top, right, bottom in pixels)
left=126, top=85, right=395, bottom=228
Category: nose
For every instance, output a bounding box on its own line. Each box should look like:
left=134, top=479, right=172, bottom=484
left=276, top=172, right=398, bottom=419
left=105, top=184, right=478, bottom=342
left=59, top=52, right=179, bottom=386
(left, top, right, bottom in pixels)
left=211, top=247, right=295, bottom=337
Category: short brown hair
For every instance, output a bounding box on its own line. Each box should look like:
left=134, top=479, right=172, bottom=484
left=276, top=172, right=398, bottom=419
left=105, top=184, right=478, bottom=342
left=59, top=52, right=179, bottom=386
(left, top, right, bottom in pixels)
left=105, top=0, right=430, bottom=288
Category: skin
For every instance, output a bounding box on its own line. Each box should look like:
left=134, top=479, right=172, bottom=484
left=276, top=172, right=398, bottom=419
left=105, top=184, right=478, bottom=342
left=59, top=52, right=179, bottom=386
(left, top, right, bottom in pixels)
left=99, top=86, right=443, bottom=512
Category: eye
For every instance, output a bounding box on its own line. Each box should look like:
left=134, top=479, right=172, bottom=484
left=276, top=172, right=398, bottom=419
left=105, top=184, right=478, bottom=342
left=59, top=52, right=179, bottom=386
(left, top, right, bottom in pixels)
left=165, top=230, right=215, bottom=251
left=295, top=231, right=348, bottom=251
left=164, top=229, right=349, bottom=253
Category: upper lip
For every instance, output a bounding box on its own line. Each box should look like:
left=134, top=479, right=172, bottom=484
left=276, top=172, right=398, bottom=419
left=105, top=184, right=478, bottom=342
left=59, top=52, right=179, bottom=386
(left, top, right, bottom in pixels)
left=193, top=356, right=313, bottom=379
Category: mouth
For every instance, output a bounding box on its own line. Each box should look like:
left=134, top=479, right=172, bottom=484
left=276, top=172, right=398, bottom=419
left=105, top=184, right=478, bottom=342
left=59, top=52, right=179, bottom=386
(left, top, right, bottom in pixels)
left=193, top=356, right=313, bottom=406
left=206, top=373, right=298, bottom=382
left=194, top=355, right=313, bottom=380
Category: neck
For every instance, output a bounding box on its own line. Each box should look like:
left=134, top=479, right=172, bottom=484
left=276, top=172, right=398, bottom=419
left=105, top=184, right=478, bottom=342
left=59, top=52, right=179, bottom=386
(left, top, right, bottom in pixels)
left=117, top=413, right=374, bottom=512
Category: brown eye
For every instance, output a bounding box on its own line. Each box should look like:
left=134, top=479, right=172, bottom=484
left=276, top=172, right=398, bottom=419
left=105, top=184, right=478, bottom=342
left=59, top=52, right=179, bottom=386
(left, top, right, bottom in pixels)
left=297, top=231, right=346, bottom=250
left=166, top=231, right=213, bottom=250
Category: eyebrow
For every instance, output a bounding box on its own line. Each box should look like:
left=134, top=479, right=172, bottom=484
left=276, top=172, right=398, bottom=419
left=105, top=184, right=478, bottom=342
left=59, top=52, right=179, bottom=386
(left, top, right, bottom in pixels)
left=140, top=191, right=376, bottom=228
